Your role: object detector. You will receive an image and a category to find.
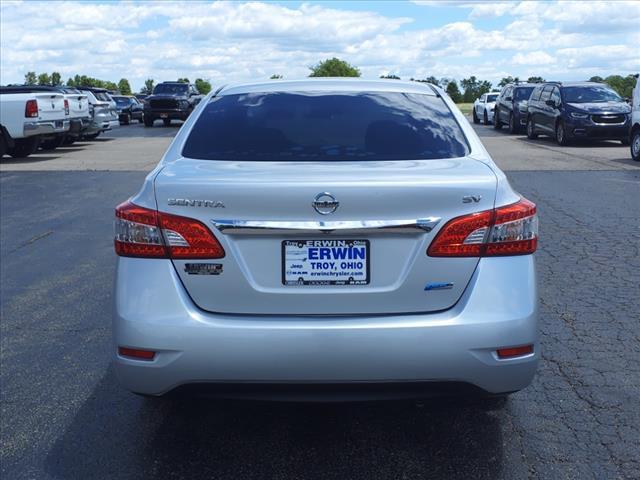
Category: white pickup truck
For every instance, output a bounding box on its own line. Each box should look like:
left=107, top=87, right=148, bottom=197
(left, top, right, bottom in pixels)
left=0, top=89, right=70, bottom=158
left=1, top=85, right=91, bottom=147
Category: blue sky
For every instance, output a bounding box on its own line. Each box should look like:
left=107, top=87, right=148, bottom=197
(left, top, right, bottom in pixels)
left=1, top=1, right=638, bottom=92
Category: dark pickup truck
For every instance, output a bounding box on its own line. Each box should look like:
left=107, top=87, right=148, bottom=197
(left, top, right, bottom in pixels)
left=143, top=82, right=203, bottom=127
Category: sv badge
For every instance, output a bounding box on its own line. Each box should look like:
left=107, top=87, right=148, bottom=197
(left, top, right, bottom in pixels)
left=462, top=195, right=482, bottom=203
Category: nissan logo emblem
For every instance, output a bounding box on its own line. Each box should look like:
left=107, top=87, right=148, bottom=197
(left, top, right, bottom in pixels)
left=312, top=192, right=339, bottom=215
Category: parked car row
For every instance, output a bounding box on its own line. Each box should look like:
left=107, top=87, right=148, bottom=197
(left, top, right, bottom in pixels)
left=0, top=80, right=205, bottom=158
left=473, top=81, right=638, bottom=161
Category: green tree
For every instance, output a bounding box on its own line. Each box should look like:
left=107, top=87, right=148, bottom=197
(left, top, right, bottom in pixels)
left=270, top=74, right=283, bottom=79
left=66, top=77, right=75, bottom=87
left=37, top=73, right=51, bottom=85
left=444, top=79, right=462, bottom=103
left=460, top=76, right=492, bottom=102
left=309, top=58, right=360, bottom=77
left=603, top=75, right=636, bottom=99
left=588, top=76, right=604, bottom=83
left=499, top=76, right=518, bottom=87
left=380, top=74, right=400, bottom=79
left=50, top=72, right=62, bottom=86
left=194, top=78, right=212, bottom=94
left=24, top=71, right=37, bottom=85
left=177, top=77, right=190, bottom=83
left=141, top=78, right=155, bottom=95
left=527, top=76, right=545, bottom=83
left=118, top=78, right=132, bottom=95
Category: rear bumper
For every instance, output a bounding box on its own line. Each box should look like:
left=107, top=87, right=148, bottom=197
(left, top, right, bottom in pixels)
left=113, top=256, right=539, bottom=397
left=23, top=119, right=70, bottom=137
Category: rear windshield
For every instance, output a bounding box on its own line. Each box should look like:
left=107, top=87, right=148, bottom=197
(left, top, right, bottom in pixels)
left=514, top=87, right=534, bottom=100
left=562, top=86, right=622, bottom=103
left=94, top=92, right=112, bottom=102
left=182, top=92, right=470, bottom=161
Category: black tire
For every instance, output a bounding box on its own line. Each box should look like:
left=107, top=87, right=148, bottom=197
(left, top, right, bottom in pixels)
left=9, top=137, right=39, bottom=158
left=0, top=134, right=6, bottom=157
left=122, top=113, right=131, bottom=125
left=144, top=116, right=154, bottom=127
left=62, top=136, right=76, bottom=146
left=40, top=135, right=65, bottom=151
left=526, top=117, right=538, bottom=139
left=555, top=120, right=569, bottom=146
left=631, top=129, right=640, bottom=162
left=483, top=110, right=489, bottom=125
left=508, top=113, right=517, bottom=134
left=472, top=109, right=479, bottom=124
left=83, top=132, right=101, bottom=140
left=493, top=108, right=502, bottom=130
left=163, top=118, right=171, bottom=127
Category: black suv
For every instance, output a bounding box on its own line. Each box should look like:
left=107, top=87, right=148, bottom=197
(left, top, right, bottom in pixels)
left=143, top=82, right=203, bottom=127
left=526, top=82, right=631, bottom=146
left=493, top=83, right=536, bottom=133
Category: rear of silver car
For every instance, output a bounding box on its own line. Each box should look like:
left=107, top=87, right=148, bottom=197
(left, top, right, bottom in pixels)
left=113, top=80, right=538, bottom=399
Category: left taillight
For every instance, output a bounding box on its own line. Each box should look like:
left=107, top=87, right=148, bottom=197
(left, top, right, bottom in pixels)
left=25, top=99, right=38, bottom=118
left=428, top=198, right=538, bottom=257
left=114, top=201, right=225, bottom=259
left=64, top=99, right=69, bottom=115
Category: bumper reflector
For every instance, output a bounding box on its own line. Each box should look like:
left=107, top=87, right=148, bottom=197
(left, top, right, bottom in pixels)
left=497, top=344, right=534, bottom=359
left=118, top=347, right=156, bottom=361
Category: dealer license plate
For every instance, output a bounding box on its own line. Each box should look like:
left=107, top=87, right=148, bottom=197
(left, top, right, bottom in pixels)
left=282, top=239, right=369, bottom=286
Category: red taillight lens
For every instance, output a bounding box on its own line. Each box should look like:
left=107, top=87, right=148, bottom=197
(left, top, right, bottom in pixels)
left=428, top=198, right=538, bottom=257
left=118, top=347, right=155, bottom=360
left=497, top=344, right=534, bottom=359
left=64, top=99, right=69, bottom=115
left=114, top=201, right=225, bottom=259
left=25, top=99, right=38, bottom=118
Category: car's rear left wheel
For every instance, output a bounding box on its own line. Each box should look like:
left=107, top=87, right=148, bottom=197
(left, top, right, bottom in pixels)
left=483, top=110, right=489, bottom=125
left=508, top=113, right=517, bottom=134
left=9, top=137, right=39, bottom=158
left=472, top=109, right=479, bottom=124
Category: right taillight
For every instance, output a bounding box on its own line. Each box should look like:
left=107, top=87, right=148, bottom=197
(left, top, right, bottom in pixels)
left=114, top=201, right=225, bottom=259
left=428, top=198, right=538, bottom=257
left=25, top=99, right=38, bottom=118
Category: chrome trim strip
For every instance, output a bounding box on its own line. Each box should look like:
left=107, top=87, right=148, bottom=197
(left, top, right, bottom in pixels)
left=211, top=218, right=441, bottom=235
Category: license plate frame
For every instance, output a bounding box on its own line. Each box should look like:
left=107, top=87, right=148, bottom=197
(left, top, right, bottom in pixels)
left=160, top=113, right=169, bottom=119
left=282, top=239, right=370, bottom=286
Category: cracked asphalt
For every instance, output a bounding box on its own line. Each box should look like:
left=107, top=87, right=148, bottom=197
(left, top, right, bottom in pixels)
left=1, top=123, right=639, bottom=479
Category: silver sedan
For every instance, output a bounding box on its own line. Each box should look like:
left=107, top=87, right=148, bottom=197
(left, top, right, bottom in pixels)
left=113, top=79, right=539, bottom=401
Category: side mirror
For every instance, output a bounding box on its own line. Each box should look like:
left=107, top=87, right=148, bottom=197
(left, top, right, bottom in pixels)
left=505, top=96, right=513, bottom=101
left=545, top=99, right=556, bottom=107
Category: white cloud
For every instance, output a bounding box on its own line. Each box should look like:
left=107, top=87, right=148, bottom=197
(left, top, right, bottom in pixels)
left=1, top=0, right=638, bottom=91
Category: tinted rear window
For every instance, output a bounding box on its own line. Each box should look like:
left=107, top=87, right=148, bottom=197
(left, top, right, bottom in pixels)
left=514, top=87, right=535, bottom=100
left=182, top=92, right=470, bottom=161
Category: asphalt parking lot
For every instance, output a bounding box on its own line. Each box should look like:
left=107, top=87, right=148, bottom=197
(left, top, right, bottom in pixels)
left=1, top=121, right=639, bottom=479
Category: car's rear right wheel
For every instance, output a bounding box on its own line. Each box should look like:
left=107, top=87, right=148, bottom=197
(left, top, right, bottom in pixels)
left=493, top=109, right=502, bottom=129
left=555, top=120, right=569, bottom=146
left=9, top=137, right=39, bottom=158
left=483, top=110, right=489, bottom=125
left=631, top=129, right=640, bottom=162
left=40, top=135, right=65, bottom=151
left=526, top=117, right=538, bottom=139
left=508, top=113, right=517, bottom=134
